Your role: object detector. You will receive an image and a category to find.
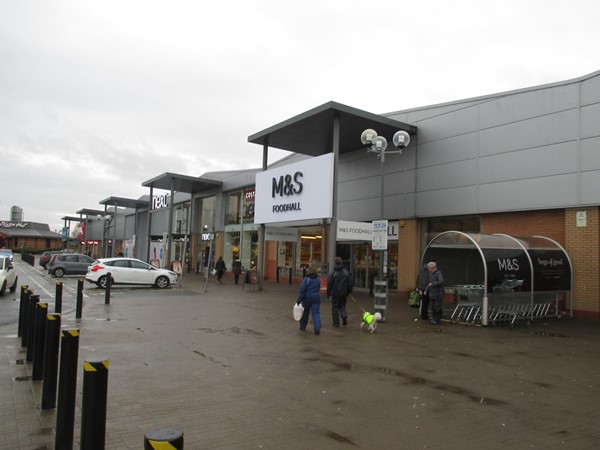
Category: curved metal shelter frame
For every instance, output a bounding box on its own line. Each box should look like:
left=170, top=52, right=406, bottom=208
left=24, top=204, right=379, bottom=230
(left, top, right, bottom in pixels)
left=422, top=231, right=572, bottom=326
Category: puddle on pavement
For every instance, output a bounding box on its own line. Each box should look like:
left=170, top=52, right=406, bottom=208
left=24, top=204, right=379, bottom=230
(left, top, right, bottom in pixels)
left=231, top=327, right=263, bottom=336
left=531, top=332, right=571, bottom=338
left=375, top=366, right=508, bottom=406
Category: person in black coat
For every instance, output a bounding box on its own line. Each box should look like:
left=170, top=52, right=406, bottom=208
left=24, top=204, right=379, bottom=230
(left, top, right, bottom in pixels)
left=416, top=258, right=436, bottom=320
left=215, top=256, right=226, bottom=284
left=426, top=261, right=445, bottom=325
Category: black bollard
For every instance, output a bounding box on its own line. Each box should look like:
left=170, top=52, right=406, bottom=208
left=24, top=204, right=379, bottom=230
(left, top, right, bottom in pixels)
left=32, top=303, right=49, bottom=381
left=80, top=359, right=109, bottom=450
left=21, top=289, right=33, bottom=347
left=104, top=272, right=111, bottom=304
left=144, top=428, right=184, bottom=449
left=55, top=281, right=63, bottom=313
left=18, top=285, right=29, bottom=337
left=42, top=314, right=62, bottom=410
left=76, top=279, right=84, bottom=319
left=26, top=294, right=40, bottom=361
left=54, top=329, right=79, bottom=448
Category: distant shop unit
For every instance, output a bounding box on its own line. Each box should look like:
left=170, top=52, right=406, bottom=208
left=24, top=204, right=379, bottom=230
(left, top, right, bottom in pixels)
left=0, top=221, right=62, bottom=251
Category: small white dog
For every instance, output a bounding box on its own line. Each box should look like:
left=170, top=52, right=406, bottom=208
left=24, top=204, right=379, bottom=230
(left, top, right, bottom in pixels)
left=360, top=311, right=382, bottom=333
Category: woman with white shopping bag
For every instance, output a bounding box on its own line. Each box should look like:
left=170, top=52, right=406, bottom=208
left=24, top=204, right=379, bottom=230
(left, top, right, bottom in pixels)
left=295, top=265, right=322, bottom=335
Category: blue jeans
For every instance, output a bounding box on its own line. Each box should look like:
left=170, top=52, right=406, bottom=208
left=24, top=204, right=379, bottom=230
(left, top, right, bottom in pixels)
left=299, top=299, right=321, bottom=332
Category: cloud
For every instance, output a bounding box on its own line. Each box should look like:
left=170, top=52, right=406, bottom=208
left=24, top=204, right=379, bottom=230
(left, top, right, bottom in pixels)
left=1, top=0, right=600, bottom=232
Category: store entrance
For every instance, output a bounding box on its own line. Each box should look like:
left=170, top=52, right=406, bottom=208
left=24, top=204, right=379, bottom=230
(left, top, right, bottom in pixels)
left=337, top=242, right=398, bottom=292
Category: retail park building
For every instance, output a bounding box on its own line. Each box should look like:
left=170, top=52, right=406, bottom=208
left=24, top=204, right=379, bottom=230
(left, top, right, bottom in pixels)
left=71, top=71, right=600, bottom=320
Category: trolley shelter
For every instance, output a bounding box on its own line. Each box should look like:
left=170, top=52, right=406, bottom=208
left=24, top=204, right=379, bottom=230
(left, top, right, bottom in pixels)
left=422, top=231, right=572, bottom=326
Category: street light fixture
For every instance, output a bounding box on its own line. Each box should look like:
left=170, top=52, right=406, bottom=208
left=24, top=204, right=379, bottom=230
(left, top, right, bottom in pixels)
left=362, top=128, right=411, bottom=321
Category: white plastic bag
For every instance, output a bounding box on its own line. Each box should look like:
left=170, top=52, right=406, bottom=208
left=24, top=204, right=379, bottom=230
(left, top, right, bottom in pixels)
left=293, top=303, right=304, bottom=321
left=212, top=268, right=217, bottom=275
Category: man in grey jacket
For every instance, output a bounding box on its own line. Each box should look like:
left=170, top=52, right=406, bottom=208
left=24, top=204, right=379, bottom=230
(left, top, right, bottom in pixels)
left=426, top=261, right=444, bottom=325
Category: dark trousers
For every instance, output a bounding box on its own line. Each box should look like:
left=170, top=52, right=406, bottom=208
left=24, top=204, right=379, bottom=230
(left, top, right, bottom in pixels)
left=331, top=296, right=348, bottom=326
left=234, top=273, right=240, bottom=284
left=420, top=293, right=430, bottom=319
left=431, top=296, right=443, bottom=324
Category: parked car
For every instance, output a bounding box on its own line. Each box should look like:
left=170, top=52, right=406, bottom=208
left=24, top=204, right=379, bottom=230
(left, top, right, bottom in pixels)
left=0, top=255, right=18, bottom=296
left=0, top=248, right=14, bottom=262
left=85, top=257, right=178, bottom=289
left=47, top=253, right=96, bottom=277
left=39, top=250, right=64, bottom=269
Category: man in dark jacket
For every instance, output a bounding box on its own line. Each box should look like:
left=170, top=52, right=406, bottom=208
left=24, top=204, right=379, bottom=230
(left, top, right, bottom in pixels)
left=327, top=257, right=353, bottom=327
left=416, top=259, right=436, bottom=320
left=427, top=261, right=445, bottom=325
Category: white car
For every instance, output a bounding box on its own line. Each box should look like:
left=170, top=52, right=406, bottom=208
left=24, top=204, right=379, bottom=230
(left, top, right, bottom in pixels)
left=85, top=257, right=178, bottom=289
left=0, top=255, right=18, bottom=296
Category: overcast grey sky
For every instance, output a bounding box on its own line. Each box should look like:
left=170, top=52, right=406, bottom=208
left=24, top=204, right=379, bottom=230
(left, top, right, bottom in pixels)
left=2, top=0, right=600, bottom=232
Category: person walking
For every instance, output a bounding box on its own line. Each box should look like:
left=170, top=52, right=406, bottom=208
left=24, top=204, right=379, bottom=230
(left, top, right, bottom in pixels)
left=296, top=265, right=322, bottom=335
left=416, top=259, right=435, bottom=320
left=327, top=256, right=353, bottom=327
left=232, top=259, right=242, bottom=284
left=215, top=256, right=226, bottom=284
left=427, top=261, right=444, bottom=325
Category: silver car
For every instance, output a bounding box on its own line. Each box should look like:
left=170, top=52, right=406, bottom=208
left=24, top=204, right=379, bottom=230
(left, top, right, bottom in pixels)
left=47, top=253, right=96, bottom=277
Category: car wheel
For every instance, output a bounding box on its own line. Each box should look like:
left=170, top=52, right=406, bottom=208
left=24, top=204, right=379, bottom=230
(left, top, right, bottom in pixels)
left=0, top=281, right=6, bottom=296
left=53, top=268, right=65, bottom=278
left=155, top=276, right=170, bottom=289
left=97, top=275, right=108, bottom=289
left=9, top=275, right=18, bottom=292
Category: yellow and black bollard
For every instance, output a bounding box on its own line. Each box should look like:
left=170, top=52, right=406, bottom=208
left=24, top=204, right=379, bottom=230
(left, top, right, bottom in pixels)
left=20, top=289, right=33, bottom=347
left=31, top=302, right=48, bottom=381
left=42, top=314, right=62, bottom=410
left=80, top=359, right=109, bottom=450
left=144, top=428, right=184, bottom=449
left=17, top=284, right=29, bottom=337
left=26, top=294, right=40, bottom=361
left=55, top=329, right=79, bottom=447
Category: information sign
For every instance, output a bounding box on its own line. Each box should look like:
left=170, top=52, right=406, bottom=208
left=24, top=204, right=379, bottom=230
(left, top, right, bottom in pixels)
left=372, top=220, right=388, bottom=250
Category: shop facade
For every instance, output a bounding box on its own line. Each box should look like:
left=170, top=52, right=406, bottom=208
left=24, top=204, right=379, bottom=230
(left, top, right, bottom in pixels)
left=78, top=70, right=600, bottom=319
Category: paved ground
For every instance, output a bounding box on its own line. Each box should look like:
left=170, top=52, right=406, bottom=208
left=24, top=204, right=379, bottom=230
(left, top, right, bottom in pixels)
left=2, top=262, right=600, bottom=449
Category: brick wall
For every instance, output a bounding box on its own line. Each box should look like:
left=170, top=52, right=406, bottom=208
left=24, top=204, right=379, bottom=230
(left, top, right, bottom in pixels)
left=565, top=208, right=600, bottom=319
left=481, top=210, right=565, bottom=243
left=397, top=219, right=419, bottom=297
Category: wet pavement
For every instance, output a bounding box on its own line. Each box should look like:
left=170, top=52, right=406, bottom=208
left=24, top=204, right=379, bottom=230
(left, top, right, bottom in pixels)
left=1, top=265, right=600, bottom=449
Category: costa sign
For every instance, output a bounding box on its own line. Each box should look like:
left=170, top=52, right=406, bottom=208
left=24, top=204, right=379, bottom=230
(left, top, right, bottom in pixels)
left=254, top=153, right=334, bottom=224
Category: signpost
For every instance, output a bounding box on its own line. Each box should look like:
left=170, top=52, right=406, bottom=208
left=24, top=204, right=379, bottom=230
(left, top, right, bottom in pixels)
left=372, top=220, right=388, bottom=320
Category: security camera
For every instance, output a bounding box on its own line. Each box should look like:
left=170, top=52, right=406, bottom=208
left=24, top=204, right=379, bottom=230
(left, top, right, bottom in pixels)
left=392, top=130, right=410, bottom=149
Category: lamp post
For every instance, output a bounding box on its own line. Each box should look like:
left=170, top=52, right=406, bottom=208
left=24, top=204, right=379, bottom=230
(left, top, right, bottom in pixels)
left=361, top=128, right=411, bottom=321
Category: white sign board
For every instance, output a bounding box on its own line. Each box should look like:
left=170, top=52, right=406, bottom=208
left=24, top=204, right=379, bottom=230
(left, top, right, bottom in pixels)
left=372, top=220, right=388, bottom=250
left=254, top=153, right=334, bottom=224
left=265, top=227, right=298, bottom=242
left=576, top=211, right=587, bottom=227
left=337, top=220, right=373, bottom=240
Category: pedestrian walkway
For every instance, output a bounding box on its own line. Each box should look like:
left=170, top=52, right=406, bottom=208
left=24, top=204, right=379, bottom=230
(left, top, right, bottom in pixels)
left=2, top=271, right=600, bottom=449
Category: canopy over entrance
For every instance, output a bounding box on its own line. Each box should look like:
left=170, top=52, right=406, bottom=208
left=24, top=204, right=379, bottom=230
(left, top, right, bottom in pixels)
left=422, top=231, right=572, bottom=326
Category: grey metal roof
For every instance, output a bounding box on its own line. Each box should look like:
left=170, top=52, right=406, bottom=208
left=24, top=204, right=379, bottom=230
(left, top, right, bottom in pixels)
left=99, top=196, right=148, bottom=209
left=61, top=216, right=83, bottom=222
left=248, top=101, right=417, bottom=156
left=142, top=172, right=222, bottom=193
left=76, top=208, right=108, bottom=216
